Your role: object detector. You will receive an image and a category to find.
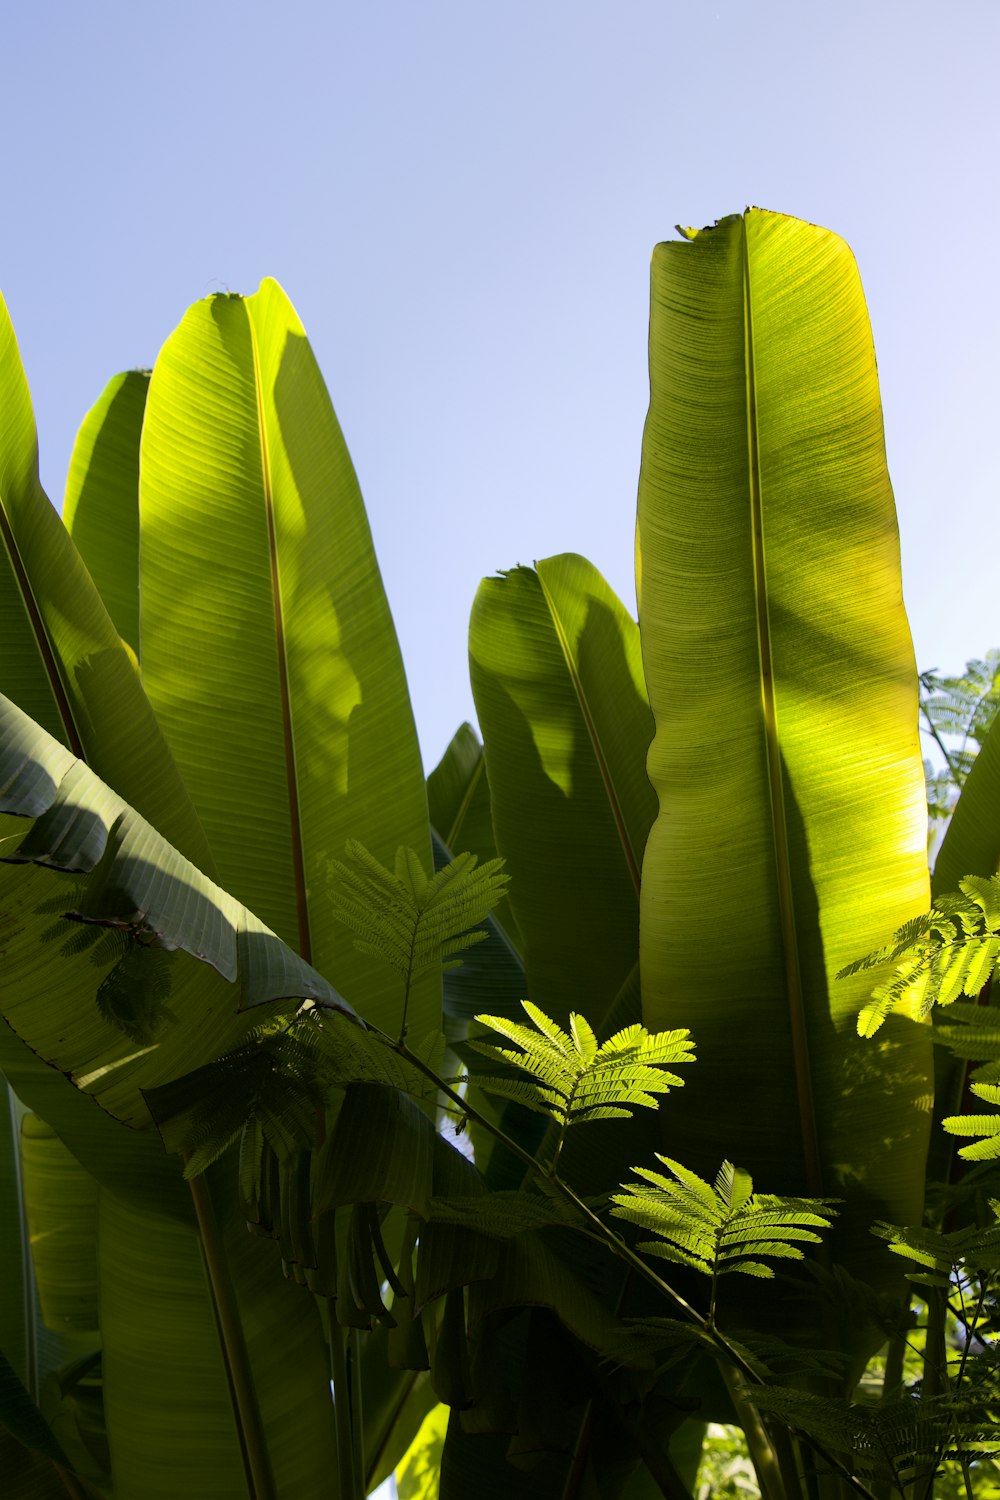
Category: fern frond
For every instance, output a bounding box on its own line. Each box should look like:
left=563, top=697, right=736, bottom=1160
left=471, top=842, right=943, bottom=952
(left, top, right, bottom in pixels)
left=871, top=1207, right=1000, bottom=1283
left=934, top=1002, right=1000, bottom=1091
left=467, top=1001, right=694, bottom=1145
left=329, top=841, right=509, bottom=989
left=943, top=1084, right=1000, bottom=1163
left=840, top=878, right=1000, bottom=1035
left=610, top=1157, right=836, bottom=1294
left=921, top=652, right=1000, bottom=765
left=750, top=1385, right=1000, bottom=1487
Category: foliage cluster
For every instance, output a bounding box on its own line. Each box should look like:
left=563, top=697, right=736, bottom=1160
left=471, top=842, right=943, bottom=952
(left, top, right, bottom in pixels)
left=2, top=209, right=1000, bottom=1500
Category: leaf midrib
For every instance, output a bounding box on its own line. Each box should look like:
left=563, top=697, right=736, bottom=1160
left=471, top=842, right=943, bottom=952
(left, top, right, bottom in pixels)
left=742, top=223, right=822, bottom=1196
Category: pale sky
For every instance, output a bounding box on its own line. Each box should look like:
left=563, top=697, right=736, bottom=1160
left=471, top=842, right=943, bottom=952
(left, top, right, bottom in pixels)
left=3, top=1, right=998, bottom=771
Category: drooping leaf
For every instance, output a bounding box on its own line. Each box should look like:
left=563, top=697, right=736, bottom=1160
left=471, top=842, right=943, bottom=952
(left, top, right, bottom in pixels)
left=145, top=1023, right=329, bottom=1179
left=425, top=1188, right=580, bottom=1241
left=313, top=1081, right=437, bottom=1216
left=0, top=690, right=357, bottom=1129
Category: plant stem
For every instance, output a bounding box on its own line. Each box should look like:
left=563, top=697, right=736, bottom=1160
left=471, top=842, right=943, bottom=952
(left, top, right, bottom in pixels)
left=720, top=1366, right=788, bottom=1500
left=329, top=1316, right=362, bottom=1500
left=392, top=1037, right=712, bottom=1334
left=349, top=1327, right=365, bottom=1497
left=186, top=1163, right=275, bottom=1500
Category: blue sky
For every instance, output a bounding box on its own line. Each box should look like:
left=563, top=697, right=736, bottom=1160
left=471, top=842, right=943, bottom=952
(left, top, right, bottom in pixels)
left=3, top=1, right=999, bottom=771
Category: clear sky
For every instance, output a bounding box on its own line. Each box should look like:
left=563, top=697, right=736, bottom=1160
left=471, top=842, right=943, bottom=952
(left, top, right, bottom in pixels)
left=3, top=1, right=999, bottom=772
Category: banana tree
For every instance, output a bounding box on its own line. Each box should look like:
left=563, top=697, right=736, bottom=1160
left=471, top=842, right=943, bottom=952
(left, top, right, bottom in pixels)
left=0, top=275, right=437, bottom=1497
left=1, top=208, right=987, bottom=1500
left=635, top=211, right=933, bottom=1288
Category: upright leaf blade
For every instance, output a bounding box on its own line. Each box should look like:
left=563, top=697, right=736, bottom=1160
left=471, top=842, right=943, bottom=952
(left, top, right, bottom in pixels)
left=469, top=554, right=656, bottom=1032
left=138, top=280, right=434, bottom=1037
left=63, top=370, right=149, bottom=657
left=428, top=724, right=522, bottom=952
left=636, top=211, right=932, bottom=1275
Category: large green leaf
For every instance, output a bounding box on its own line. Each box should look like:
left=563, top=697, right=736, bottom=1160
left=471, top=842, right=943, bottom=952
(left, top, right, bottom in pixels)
left=469, top=554, right=656, bottom=1033
left=0, top=1086, right=34, bottom=1395
left=0, top=285, right=221, bottom=1208
left=635, top=210, right=932, bottom=1276
left=0, top=290, right=211, bottom=872
left=137, top=279, right=434, bottom=1039
left=428, top=724, right=522, bottom=952
left=19, top=1117, right=99, bottom=1338
left=63, top=369, right=149, bottom=657
left=0, top=690, right=356, bottom=1129
left=0, top=1096, right=104, bottom=1493
left=98, top=1174, right=338, bottom=1500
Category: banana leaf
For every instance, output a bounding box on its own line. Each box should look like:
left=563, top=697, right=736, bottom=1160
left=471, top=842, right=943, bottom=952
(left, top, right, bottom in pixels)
left=1, top=690, right=436, bottom=1493
left=97, top=1171, right=337, bottom=1500
left=63, top=370, right=149, bottom=658
left=0, top=290, right=212, bottom=873
left=0, top=284, right=224, bottom=1206
left=469, top=554, right=656, bottom=1034
left=19, top=1117, right=100, bottom=1337
left=0, top=1347, right=73, bottom=1477
left=135, top=279, right=435, bottom=1041
left=635, top=210, right=933, bottom=1285
left=428, top=723, right=522, bottom=952
left=0, top=689, right=356, bottom=1129
left=932, top=709, right=1000, bottom=894
left=0, top=1096, right=107, bottom=1494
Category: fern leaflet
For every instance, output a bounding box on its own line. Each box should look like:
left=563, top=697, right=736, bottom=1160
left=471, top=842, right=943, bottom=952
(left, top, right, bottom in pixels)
left=329, top=841, right=509, bottom=1038
left=467, top=1001, right=694, bottom=1168
left=870, top=1205, right=1000, bottom=1288
left=750, top=1385, right=1000, bottom=1492
left=610, top=1157, right=836, bottom=1324
left=839, top=876, right=1000, bottom=1035
left=943, top=1090, right=1000, bottom=1163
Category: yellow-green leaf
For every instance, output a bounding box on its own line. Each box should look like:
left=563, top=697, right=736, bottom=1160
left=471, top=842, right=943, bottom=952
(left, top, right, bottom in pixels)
left=636, top=210, right=933, bottom=1285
